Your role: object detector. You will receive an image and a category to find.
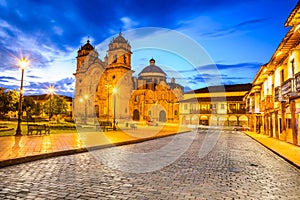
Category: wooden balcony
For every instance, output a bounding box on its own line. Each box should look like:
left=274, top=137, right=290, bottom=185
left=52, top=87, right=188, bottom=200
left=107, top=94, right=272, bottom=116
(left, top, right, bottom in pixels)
left=227, top=108, right=246, bottom=114
left=190, top=109, right=215, bottom=114
left=190, top=110, right=200, bottom=114
left=295, top=72, right=300, bottom=92
left=281, top=78, right=293, bottom=97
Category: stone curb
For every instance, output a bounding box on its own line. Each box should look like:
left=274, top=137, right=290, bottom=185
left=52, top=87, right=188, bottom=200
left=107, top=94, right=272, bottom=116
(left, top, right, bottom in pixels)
left=0, top=130, right=191, bottom=168
left=243, top=132, right=300, bottom=169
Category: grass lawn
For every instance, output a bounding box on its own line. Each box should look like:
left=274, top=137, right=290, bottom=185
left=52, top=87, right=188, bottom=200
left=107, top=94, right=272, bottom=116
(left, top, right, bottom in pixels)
left=0, top=121, right=77, bottom=136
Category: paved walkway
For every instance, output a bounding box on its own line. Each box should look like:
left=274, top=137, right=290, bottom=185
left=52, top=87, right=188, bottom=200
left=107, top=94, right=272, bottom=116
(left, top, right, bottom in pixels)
left=0, top=126, right=299, bottom=168
left=244, top=131, right=300, bottom=168
left=0, top=124, right=191, bottom=167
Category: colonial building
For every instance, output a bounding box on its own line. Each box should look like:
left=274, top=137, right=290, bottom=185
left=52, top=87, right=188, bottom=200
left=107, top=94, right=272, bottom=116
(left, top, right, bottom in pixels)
left=181, top=84, right=251, bottom=126
left=73, top=33, right=183, bottom=124
left=245, top=1, right=300, bottom=145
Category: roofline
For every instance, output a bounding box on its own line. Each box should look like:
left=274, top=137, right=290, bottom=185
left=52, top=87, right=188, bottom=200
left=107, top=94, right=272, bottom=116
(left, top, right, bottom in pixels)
left=285, top=1, right=300, bottom=27
left=185, top=83, right=252, bottom=94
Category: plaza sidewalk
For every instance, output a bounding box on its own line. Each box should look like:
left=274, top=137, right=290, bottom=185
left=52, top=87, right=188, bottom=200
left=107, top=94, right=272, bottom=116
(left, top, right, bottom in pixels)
left=1, top=127, right=299, bottom=169
left=244, top=131, right=300, bottom=168
left=0, top=124, right=191, bottom=167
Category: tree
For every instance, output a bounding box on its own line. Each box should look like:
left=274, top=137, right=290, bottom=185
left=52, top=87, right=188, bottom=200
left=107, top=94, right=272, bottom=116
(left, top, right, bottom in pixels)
left=23, top=97, right=37, bottom=121
left=44, top=95, right=68, bottom=120
left=0, top=87, right=19, bottom=118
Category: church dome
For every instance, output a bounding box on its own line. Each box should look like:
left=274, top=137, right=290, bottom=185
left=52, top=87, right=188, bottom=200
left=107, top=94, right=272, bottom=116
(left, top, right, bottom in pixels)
left=138, top=58, right=166, bottom=77
left=111, top=32, right=129, bottom=44
left=80, top=40, right=94, bottom=51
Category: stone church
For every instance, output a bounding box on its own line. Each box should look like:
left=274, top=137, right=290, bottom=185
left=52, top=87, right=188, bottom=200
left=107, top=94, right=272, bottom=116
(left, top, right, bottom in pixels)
left=73, top=33, right=183, bottom=125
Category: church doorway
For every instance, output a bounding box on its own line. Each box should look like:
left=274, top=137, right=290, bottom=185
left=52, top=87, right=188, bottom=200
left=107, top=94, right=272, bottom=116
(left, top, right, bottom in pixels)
left=159, top=110, right=166, bottom=122
left=133, top=109, right=140, bottom=121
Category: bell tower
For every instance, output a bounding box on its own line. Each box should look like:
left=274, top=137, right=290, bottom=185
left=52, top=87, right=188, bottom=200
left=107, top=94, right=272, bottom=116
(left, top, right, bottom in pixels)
left=76, top=40, right=95, bottom=72
left=107, top=32, right=132, bottom=69
left=96, top=32, right=133, bottom=121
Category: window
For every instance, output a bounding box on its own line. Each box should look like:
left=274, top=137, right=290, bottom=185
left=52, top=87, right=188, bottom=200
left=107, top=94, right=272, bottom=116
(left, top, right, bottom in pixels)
left=240, top=104, right=246, bottom=110
left=174, top=110, right=178, bottom=115
left=113, top=55, right=117, bottom=63
left=184, top=104, right=187, bottom=110
left=229, top=104, right=236, bottom=110
left=123, top=55, right=127, bottom=64
left=221, top=104, right=225, bottom=109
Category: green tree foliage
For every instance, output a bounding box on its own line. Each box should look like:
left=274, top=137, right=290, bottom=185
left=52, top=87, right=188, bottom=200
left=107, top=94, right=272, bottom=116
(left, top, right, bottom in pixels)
left=44, top=95, right=68, bottom=119
left=23, top=97, right=37, bottom=121
left=0, top=87, right=19, bottom=118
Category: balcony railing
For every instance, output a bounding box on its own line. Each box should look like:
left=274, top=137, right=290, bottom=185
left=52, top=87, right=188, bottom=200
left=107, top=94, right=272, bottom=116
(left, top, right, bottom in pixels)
left=227, top=108, right=246, bottom=114
left=281, top=78, right=293, bottom=97
left=190, top=110, right=200, bottom=114
left=190, top=109, right=216, bottom=114
left=295, top=72, right=300, bottom=92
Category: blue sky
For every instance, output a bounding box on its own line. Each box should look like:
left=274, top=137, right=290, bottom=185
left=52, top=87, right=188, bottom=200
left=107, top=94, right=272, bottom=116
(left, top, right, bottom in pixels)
left=0, top=0, right=298, bottom=97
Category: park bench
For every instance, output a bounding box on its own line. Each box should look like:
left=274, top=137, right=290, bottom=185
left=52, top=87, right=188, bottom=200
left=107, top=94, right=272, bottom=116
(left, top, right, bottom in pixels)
left=27, top=124, right=50, bottom=135
left=97, top=121, right=113, bottom=132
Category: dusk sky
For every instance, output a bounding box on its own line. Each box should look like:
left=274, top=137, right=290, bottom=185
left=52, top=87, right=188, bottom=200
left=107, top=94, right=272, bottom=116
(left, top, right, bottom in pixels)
left=0, top=0, right=298, bottom=97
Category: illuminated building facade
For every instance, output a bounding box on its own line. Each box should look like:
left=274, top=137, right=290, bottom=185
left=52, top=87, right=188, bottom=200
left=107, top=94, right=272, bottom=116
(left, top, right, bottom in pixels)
left=245, top=2, right=300, bottom=145
left=73, top=33, right=183, bottom=124
left=181, top=84, right=251, bottom=126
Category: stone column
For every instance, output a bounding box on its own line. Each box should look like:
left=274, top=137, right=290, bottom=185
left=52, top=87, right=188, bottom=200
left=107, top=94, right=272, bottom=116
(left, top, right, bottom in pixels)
left=291, top=100, right=297, bottom=144
left=253, top=114, right=257, bottom=132
left=281, top=102, right=287, bottom=141
left=274, top=110, right=279, bottom=139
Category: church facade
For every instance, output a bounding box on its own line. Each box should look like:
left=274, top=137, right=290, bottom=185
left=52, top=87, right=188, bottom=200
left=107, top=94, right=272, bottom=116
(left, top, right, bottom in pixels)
left=73, top=33, right=183, bottom=125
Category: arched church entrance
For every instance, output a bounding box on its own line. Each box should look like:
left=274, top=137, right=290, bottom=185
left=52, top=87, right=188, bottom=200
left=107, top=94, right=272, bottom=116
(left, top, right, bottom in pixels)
left=133, top=109, right=140, bottom=121
left=159, top=110, right=166, bottom=122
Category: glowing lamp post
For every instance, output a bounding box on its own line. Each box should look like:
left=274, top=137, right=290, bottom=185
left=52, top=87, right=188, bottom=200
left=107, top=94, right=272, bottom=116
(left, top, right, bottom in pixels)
left=47, top=85, right=56, bottom=121
left=105, top=84, right=112, bottom=122
left=15, top=57, right=28, bottom=136
left=113, top=88, right=117, bottom=130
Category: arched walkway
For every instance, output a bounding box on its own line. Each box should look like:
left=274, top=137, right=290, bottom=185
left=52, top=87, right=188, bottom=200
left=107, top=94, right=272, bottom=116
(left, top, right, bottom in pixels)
left=159, top=110, right=166, bottom=122
left=239, top=115, right=248, bottom=126
left=229, top=115, right=238, bottom=126
left=133, top=109, right=140, bottom=121
left=191, top=115, right=199, bottom=125
left=200, top=115, right=209, bottom=125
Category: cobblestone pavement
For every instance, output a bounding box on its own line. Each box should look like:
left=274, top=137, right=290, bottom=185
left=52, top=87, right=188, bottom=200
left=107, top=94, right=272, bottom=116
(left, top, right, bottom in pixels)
left=0, top=130, right=299, bottom=200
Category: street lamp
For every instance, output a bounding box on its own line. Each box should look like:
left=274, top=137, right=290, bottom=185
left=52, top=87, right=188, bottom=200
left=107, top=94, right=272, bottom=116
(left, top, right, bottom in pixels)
left=113, top=88, right=117, bottom=130
left=105, top=84, right=112, bottom=122
left=15, top=57, right=29, bottom=136
left=47, top=85, right=56, bottom=121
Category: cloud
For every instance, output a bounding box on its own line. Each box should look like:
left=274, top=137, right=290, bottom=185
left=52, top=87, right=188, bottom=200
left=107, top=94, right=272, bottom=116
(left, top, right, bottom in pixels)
left=120, top=17, right=139, bottom=30
left=0, top=75, right=75, bottom=97
left=175, top=62, right=262, bottom=73
left=0, top=0, right=295, bottom=96
left=199, top=18, right=269, bottom=38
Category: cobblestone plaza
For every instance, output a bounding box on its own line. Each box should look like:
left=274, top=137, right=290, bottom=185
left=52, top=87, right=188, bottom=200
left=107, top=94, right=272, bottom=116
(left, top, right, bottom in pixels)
left=0, top=130, right=299, bottom=199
